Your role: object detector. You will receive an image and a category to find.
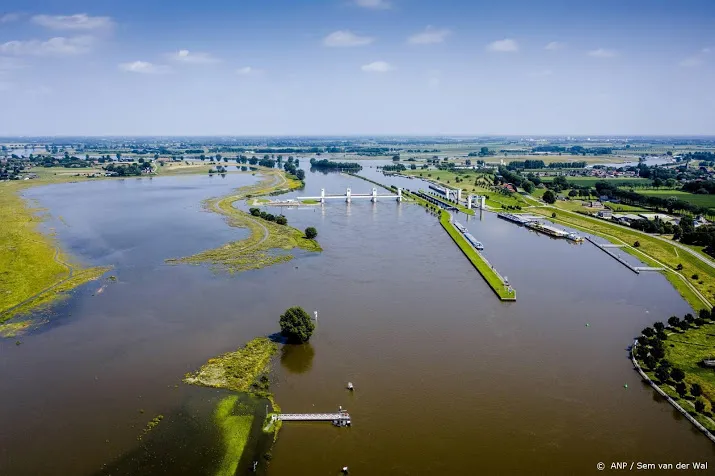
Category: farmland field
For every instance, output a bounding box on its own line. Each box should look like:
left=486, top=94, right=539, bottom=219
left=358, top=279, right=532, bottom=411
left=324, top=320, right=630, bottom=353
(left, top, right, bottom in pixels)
left=540, top=176, right=652, bottom=187
left=638, top=189, right=715, bottom=209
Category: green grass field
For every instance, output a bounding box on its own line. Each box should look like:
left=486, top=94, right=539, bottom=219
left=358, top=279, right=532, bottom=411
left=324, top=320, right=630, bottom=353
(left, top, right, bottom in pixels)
left=638, top=189, right=715, bottom=210
left=636, top=323, right=715, bottom=432
left=0, top=175, right=109, bottom=323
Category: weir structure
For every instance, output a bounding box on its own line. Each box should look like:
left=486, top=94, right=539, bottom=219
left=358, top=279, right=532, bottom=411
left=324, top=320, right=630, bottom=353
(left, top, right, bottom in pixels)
left=298, top=187, right=402, bottom=203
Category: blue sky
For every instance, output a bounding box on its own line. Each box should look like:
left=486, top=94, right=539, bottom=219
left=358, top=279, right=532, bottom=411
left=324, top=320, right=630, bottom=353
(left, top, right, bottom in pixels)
left=0, top=0, right=713, bottom=136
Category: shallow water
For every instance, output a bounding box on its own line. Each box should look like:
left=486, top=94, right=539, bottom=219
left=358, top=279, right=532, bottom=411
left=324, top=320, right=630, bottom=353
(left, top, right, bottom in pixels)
left=1, top=166, right=712, bottom=475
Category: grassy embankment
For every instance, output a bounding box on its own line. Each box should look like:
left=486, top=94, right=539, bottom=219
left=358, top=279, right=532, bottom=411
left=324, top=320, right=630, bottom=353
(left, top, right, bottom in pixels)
left=406, top=169, right=527, bottom=210
left=0, top=173, right=110, bottom=333
left=184, top=337, right=279, bottom=475
left=530, top=206, right=714, bottom=310
left=168, top=169, right=322, bottom=273
left=635, top=324, right=715, bottom=434
left=438, top=210, right=516, bottom=301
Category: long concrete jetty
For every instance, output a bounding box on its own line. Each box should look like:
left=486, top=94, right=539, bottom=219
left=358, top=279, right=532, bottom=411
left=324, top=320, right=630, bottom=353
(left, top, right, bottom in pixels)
left=585, top=236, right=664, bottom=274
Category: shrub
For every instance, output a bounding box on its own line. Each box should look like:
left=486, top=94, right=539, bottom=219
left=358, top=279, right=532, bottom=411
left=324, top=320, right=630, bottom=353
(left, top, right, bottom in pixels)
left=305, top=227, right=318, bottom=239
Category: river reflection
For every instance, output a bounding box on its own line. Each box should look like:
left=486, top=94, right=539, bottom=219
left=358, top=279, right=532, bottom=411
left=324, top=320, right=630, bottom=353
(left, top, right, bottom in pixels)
left=280, top=343, right=316, bottom=374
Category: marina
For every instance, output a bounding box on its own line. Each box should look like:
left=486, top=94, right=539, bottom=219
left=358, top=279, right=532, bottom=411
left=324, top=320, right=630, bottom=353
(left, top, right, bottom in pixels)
left=497, top=213, right=584, bottom=242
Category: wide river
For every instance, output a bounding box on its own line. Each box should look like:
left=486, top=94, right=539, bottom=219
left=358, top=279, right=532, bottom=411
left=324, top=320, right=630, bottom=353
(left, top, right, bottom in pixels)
left=1, top=162, right=712, bottom=475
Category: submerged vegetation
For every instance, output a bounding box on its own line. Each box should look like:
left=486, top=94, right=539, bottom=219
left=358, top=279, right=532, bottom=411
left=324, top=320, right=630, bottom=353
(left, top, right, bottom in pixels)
left=184, top=337, right=280, bottom=474
left=167, top=169, right=322, bottom=273
left=213, top=395, right=255, bottom=476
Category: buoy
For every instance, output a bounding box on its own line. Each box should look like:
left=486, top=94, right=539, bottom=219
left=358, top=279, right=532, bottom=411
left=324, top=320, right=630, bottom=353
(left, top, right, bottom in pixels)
left=342, top=467, right=349, bottom=474
left=624, top=384, right=628, bottom=388
left=586, top=323, right=590, bottom=327
left=347, top=382, right=354, bottom=390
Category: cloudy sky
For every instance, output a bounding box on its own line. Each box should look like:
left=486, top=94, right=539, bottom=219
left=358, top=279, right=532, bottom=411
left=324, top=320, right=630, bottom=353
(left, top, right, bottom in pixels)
left=0, top=0, right=713, bottom=136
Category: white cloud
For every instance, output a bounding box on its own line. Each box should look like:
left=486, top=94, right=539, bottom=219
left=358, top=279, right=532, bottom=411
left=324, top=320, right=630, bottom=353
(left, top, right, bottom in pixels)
left=528, top=69, right=553, bottom=77
left=545, top=41, right=565, bottom=50
left=236, top=66, right=262, bottom=75
left=354, top=0, right=391, bottom=9
left=361, top=61, right=393, bottom=73
left=0, top=36, right=93, bottom=56
left=408, top=26, right=451, bottom=45
left=679, top=56, right=703, bottom=67
left=588, top=48, right=617, bottom=58
left=323, top=30, right=374, bottom=47
left=702, top=47, right=711, bottom=54
left=169, top=49, right=220, bottom=64
left=119, top=61, right=169, bottom=74
left=487, top=38, right=519, bottom=53
left=0, top=81, right=12, bottom=91
left=32, top=13, right=114, bottom=31
left=0, top=13, right=21, bottom=23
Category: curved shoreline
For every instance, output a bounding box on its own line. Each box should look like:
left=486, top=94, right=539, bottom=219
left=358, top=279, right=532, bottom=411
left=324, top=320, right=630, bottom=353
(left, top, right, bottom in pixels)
left=630, top=340, right=715, bottom=444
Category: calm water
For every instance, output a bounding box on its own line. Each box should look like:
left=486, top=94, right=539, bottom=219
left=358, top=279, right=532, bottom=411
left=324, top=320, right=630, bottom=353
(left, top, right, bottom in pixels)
left=1, top=166, right=712, bottom=475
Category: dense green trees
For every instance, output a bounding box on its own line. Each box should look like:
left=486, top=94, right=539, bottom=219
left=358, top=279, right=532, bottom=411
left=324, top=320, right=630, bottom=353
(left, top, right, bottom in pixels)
left=279, top=306, right=315, bottom=343
left=309, top=158, right=362, bottom=171
left=305, top=227, right=318, bottom=239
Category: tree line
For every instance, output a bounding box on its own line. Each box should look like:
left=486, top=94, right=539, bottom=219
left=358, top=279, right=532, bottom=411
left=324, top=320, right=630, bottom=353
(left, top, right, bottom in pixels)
left=309, top=158, right=362, bottom=171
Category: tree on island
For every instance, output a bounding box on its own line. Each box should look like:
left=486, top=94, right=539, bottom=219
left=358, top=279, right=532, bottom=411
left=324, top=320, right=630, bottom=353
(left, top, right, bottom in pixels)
left=279, top=306, right=315, bottom=343
left=691, top=383, right=702, bottom=398
left=695, top=399, right=706, bottom=413
left=543, top=190, right=556, bottom=204
left=305, top=227, right=318, bottom=239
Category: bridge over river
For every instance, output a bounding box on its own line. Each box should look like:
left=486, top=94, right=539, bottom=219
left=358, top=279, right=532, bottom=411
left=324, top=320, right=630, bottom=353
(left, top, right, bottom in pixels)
left=298, top=187, right=402, bottom=203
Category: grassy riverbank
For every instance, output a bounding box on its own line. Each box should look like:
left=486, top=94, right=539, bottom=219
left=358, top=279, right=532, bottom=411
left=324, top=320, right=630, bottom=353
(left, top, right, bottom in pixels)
left=439, top=210, right=516, bottom=301
left=530, top=206, right=714, bottom=310
left=635, top=323, right=715, bottom=435
left=0, top=178, right=109, bottom=324
left=168, top=169, right=321, bottom=273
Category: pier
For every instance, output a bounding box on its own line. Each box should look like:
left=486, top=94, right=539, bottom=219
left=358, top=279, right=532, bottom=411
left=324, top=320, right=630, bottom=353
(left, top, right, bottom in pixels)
left=441, top=211, right=515, bottom=301
left=497, top=213, right=583, bottom=242
left=274, top=412, right=351, bottom=422
left=585, top=236, right=665, bottom=274
left=297, top=187, right=401, bottom=203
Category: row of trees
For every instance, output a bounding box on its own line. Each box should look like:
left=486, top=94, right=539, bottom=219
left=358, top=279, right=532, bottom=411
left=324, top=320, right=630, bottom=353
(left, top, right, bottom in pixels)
left=507, top=160, right=588, bottom=170
left=635, top=310, right=713, bottom=414
left=595, top=181, right=712, bottom=217
left=249, top=208, right=288, bottom=225
left=309, top=158, right=362, bottom=171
